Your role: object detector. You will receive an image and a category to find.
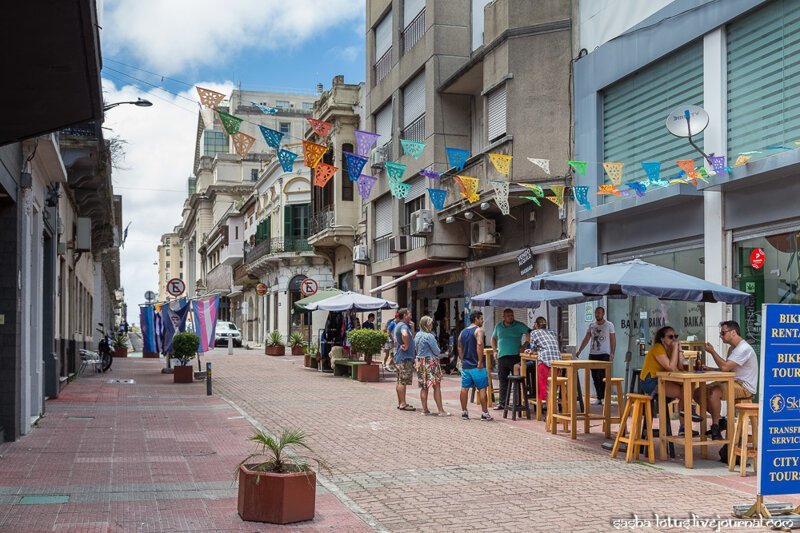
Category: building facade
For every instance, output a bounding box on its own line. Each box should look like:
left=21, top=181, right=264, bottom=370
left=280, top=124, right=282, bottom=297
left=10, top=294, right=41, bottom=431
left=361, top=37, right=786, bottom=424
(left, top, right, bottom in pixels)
left=156, top=232, right=183, bottom=301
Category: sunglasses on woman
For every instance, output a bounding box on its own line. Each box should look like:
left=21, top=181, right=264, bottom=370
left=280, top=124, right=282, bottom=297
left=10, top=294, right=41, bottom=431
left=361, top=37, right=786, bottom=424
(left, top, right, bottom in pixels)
left=665, top=334, right=677, bottom=339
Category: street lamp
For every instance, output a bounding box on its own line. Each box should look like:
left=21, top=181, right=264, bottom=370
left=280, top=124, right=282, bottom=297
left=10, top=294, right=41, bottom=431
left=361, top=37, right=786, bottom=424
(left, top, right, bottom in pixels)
left=103, top=98, right=153, bottom=111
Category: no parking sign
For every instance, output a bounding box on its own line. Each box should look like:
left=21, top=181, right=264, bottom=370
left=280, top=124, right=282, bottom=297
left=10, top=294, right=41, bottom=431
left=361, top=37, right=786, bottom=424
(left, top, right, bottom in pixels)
left=300, top=278, right=318, bottom=297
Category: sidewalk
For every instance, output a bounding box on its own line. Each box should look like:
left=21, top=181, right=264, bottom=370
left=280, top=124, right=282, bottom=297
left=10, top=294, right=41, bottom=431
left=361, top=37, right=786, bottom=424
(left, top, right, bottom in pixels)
left=0, top=357, right=368, bottom=532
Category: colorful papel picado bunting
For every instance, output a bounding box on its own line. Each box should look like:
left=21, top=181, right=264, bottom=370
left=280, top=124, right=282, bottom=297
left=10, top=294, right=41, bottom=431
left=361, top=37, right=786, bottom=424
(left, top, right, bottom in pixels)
left=357, top=175, right=377, bottom=199
left=385, top=161, right=407, bottom=182
left=277, top=149, right=298, bottom=172
left=217, top=111, right=243, bottom=135
left=597, top=184, right=622, bottom=196
left=259, top=126, right=283, bottom=149
left=427, top=188, right=447, bottom=210
left=675, top=159, right=698, bottom=185
left=303, top=140, right=327, bottom=169
left=457, top=176, right=480, bottom=203
left=389, top=177, right=410, bottom=199
left=733, top=154, right=751, bottom=167
left=521, top=195, right=542, bottom=206
left=641, top=161, right=661, bottom=183
left=252, top=102, right=279, bottom=115
left=343, top=152, right=368, bottom=182
left=490, top=180, right=510, bottom=215
left=232, top=132, right=256, bottom=158
left=420, top=169, right=441, bottom=180
left=314, top=163, right=337, bottom=188
left=573, top=185, right=591, bottom=210
left=196, top=87, right=226, bottom=109
left=489, top=153, right=512, bottom=176
left=446, top=148, right=470, bottom=171
left=708, top=155, right=726, bottom=176
left=527, top=158, right=550, bottom=175
left=400, top=139, right=425, bottom=160
left=567, top=160, right=587, bottom=175
left=354, top=130, right=380, bottom=157
left=548, top=185, right=566, bottom=207
left=307, top=118, right=333, bottom=139
left=626, top=181, right=648, bottom=197
left=518, top=183, right=544, bottom=197
left=602, top=161, right=624, bottom=185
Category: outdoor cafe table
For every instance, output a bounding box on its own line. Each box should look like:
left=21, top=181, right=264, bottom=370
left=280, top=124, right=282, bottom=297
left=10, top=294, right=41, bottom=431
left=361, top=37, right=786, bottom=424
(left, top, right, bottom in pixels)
left=656, top=370, right=736, bottom=468
left=550, top=359, right=612, bottom=439
left=521, top=352, right=574, bottom=421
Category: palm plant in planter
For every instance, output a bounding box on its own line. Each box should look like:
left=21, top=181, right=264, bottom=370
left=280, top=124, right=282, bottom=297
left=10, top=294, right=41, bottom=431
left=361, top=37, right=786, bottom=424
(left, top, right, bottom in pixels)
left=265, top=330, right=285, bottom=356
left=237, top=429, right=327, bottom=524
left=346, top=329, right=388, bottom=382
left=172, top=332, right=199, bottom=383
left=112, top=333, right=129, bottom=357
left=288, top=332, right=306, bottom=355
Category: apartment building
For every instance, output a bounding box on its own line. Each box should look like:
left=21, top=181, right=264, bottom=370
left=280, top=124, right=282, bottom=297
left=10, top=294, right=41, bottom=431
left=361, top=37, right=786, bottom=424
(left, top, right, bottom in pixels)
left=156, top=232, right=183, bottom=301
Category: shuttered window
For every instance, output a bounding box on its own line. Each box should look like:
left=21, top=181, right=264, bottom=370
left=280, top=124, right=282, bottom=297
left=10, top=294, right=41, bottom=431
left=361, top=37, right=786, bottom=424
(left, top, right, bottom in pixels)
left=375, top=12, right=393, bottom=59
left=487, top=85, right=507, bottom=142
left=404, top=0, right=425, bottom=27
left=375, top=194, right=393, bottom=237
left=602, top=41, right=703, bottom=186
left=375, top=102, right=393, bottom=148
left=727, top=0, right=800, bottom=161
left=402, top=72, right=425, bottom=126
left=405, top=176, right=426, bottom=203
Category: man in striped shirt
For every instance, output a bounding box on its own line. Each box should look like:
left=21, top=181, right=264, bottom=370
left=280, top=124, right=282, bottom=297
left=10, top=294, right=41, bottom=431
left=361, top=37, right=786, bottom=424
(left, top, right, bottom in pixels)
left=524, top=317, right=561, bottom=403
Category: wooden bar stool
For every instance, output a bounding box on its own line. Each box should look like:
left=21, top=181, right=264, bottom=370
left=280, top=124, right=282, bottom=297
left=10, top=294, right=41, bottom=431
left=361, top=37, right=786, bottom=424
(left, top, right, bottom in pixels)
left=503, top=374, right=531, bottom=421
left=603, top=377, right=625, bottom=436
left=611, top=393, right=655, bottom=464
left=729, top=402, right=759, bottom=476
left=546, top=375, right=570, bottom=433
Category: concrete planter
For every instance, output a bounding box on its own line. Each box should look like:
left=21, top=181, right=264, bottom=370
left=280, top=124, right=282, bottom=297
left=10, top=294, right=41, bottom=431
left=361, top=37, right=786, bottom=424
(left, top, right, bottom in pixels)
left=173, top=365, right=194, bottom=383
left=357, top=363, right=380, bottom=382
left=237, top=465, right=316, bottom=524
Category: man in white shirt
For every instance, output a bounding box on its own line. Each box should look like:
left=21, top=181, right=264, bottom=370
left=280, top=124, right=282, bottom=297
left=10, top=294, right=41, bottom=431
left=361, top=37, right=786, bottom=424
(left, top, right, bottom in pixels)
left=576, top=307, right=616, bottom=405
left=696, top=320, right=757, bottom=440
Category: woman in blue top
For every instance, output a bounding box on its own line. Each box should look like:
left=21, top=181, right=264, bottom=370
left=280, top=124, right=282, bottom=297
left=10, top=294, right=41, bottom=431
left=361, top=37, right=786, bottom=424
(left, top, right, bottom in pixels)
left=414, top=316, right=450, bottom=416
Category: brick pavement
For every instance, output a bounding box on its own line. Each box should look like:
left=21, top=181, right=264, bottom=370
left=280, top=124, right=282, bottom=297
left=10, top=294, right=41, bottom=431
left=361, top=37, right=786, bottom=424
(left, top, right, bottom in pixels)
left=0, top=356, right=368, bottom=532
left=209, top=350, right=799, bottom=533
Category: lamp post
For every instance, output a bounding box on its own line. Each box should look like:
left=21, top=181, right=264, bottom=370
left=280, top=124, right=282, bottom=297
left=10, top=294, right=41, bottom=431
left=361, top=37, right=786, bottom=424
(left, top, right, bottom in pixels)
left=103, top=98, right=153, bottom=111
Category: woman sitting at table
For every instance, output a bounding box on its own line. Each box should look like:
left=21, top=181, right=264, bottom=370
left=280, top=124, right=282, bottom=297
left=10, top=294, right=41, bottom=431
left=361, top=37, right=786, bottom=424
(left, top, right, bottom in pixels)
left=639, top=326, right=687, bottom=431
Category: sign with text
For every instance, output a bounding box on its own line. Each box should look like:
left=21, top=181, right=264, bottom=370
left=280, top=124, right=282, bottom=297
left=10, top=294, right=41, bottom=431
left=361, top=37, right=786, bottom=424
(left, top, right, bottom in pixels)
left=750, top=248, right=766, bottom=270
left=758, top=303, right=800, bottom=496
left=517, top=247, right=534, bottom=277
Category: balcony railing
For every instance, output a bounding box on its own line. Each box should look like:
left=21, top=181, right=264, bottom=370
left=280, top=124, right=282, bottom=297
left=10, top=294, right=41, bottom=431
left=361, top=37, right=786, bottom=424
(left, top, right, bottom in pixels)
left=310, top=207, right=335, bottom=236
left=402, top=9, right=426, bottom=54
left=401, top=114, right=425, bottom=144
left=244, top=238, right=271, bottom=264
left=373, top=48, right=392, bottom=86
left=373, top=234, right=393, bottom=262
left=400, top=224, right=426, bottom=250
left=245, top=237, right=313, bottom=264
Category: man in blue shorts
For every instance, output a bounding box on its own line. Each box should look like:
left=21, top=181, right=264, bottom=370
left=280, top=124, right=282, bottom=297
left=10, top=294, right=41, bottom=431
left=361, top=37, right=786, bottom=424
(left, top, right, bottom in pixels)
left=458, top=310, right=493, bottom=421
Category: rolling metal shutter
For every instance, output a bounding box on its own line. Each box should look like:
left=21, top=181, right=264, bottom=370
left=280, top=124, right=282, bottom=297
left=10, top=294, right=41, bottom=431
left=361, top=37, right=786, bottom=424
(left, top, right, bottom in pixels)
left=405, top=176, right=426, bottom=203
left=375, top=194, right=393, bottom=237
left=402, top=72, right=426, bottom=126
left=375, top=103, right=393, bottom=148
left=403, top=0, right=425, bottom=27
left=727, top=0, right=800, bottom=160
left=375, top=12, right=393, bottom=59
left=487, top=84, right=507, bottom=142
left=602, top=41, right=703, bottom=185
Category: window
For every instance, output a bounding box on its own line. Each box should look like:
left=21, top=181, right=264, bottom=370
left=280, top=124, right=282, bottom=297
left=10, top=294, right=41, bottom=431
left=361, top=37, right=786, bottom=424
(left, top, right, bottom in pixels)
left=341, top=143, right=354, bottom=201
left=166, top=248, right=171, bottom=257
left=166, top=261, right=171, bottom=269
left=338, top=271, right=353, bottom=292
left=251, top=168, right=259, bottom=181
left=402, top=72, right=425, bottom=142
left=165, top=237, right=171, bottom=245
left=284, top=204, right=310, bottom=240
left=302, top=102, right=314, bottom=110
left=255, top=217, right=271, bottom=244
left=375, top=103, right=393, bottom=150
left=276, top=100, right=290, bottom=109
left=279, top=122, right=290, bottom=135
left=374, top=11, right=393, bottom=83
left=234, top=226, right=239, bottom=239
left=487, top=84, right=507, bottom=142
left=472, top=0, right=492, bottom=50
left=203, top=130, right=228, bottom=157
left=180, top=261, right=183, bottom=268
left=402, top=0, right=425, bottom=53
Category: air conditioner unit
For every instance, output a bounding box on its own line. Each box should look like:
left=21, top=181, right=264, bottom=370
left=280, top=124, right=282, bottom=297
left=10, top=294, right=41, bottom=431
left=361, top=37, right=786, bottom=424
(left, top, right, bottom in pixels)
left=470, top=219, right=497, bottom=247
left=353, top=244, right=369, bottom=264
left=370, top=146, right=387, bottom=169
left=390, top=235, right=410, bottom=253
left=410, top=209, right=433, bottom=235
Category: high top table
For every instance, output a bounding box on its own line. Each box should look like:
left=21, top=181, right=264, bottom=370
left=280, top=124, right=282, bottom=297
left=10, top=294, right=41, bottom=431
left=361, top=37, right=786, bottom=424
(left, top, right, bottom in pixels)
left=550, top=359, right=612, bottom=439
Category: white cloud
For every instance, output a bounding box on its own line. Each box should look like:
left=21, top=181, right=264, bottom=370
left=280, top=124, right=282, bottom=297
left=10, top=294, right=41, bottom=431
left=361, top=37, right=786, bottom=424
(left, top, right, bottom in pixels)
left=329, top=45, right=361, bottom=62
left=102, top=78, right=233, bottom=317
left=102, top=0, right=365, bottom=74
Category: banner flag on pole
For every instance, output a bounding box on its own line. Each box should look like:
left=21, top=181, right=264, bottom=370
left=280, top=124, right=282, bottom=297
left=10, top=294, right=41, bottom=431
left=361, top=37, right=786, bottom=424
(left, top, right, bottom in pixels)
left=307, top=118, right=333, bottom=139
left=518, top=183, right=544, bottom=197
left=627, top=181, right=648, bottom=197
left=161, top=299, right=190, bottom=354
left=420, top=169, right=441, bottom=180
left=154, top=305, right=164, bottom=354
left=427, top=188, right=447, bottom=210
left=277, top=149, right=298, bottom=172
left=343, top=152, right=368, bottom=182
left=252, top=102, right=279, bottom=115
left=567, top=160, right=588, bottom=175
left=446, top=147, right=471, bottom=171
left=490, top=180, right=510, bottom=215
left=140, top=305, right=156, bottom=354
left=489, top=153, right=512, bottom=176
left=314, top=163, right=337, bottom=187
left=573, top=185, right=591, bottom=210
left=259, top=126, right=283, bottom=149
left=597, top=184, right=622, bottom=196
left=457, top=176, right=480, bottom=203
left=232, top=131, right=256, bottom=157
left=192, top=296, right=219, bottom=353
left=196, top=87, right=226, bottom=109
left=303, top=140, right=327, bottom=169
left=354, top=130, right=380, bottom=157
left=385, top=161, right=407, bottom=182
left=708, top=155, right=726, bottom=175
left=521, top=195, right=542, bottom=206
left=400, top=139, right=426, bottom=160
left=602, top=161, right=624, bottom=185
left=357, top=175, right=377, bottom=199
left=527, top=158, right=550, bottom=174
left=733, top=154, right=752, bottom=166
left=217, top=111, right=243, bottom=135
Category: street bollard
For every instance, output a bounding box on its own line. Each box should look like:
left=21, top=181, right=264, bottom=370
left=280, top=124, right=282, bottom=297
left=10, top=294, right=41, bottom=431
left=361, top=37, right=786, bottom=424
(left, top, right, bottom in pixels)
left=206, top=362, right=212, bottom=395
left=228, top=335, right=233, bottom=355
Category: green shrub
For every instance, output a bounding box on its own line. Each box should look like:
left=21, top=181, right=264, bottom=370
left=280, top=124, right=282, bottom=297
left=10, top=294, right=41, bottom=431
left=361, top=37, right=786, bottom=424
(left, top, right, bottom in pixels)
left=288, top=331, right=305, bottom=347
left=347, top=328, right=388, bottom=364
left=172, top=332, right=200, bottom=366
left=267, top=330, right=284, bottom=347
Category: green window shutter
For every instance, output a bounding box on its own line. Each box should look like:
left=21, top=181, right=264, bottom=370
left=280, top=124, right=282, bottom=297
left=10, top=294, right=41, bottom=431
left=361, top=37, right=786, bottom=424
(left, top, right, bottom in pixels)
left=265, top=217, right=271, bottom=241
left=284, top=206, right=292, bottom=241
left=602, top=41, right=704, bottom=187
left=727, top=0, right=800, bottom=161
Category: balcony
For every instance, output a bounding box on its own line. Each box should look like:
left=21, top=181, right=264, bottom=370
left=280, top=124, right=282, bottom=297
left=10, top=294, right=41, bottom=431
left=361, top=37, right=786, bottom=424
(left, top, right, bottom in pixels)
left=402, top=9, right=425, bottom=54
left=309, top=205, right=359, bottom=248
left=245, top=237, right=315, bottom=275
left=373, top=234, right=392, bottom=263
left=401, top=114, right=425, bottom=144
left=373, top=48, right=392, bottom=86
left=400, top=224, right=426, bottom=250
left=310, top=207, right=335, bottom=236
left=205, top=263, right=232, bottom=293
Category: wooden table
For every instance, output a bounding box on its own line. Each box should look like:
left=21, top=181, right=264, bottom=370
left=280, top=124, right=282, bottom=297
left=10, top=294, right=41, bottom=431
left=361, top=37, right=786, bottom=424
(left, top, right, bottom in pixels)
left=656, top=370, right=736, bottom=468
left=550, top=359, right=612, bottom=439
left=521, top=353, right=574, bottom=421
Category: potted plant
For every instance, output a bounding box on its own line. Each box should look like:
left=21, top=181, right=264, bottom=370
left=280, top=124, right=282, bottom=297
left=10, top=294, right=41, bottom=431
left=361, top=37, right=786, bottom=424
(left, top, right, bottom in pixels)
left=346, top=329, right=388, bottom=382
left=265, top=330, right=285, bottom=356
left=172, top=332, right=199, bottom=383
left=112, top=333, right=129, bottom=358
left=288, top=332, right=306, bottom=356
left=304, top=344, right=319, bottom=368
left=238, top=429, right=327, bottom=524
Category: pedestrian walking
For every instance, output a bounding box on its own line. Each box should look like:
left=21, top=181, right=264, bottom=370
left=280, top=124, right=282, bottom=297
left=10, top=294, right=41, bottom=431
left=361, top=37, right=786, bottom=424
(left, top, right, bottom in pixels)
left=414, top=316, right=450, bottom=416
left=491, top=309, right=530, bottom=410
left=394, top=308, right=416, bottom=411
left=459, top=311, right=492, bottom=421
left=383, top=312, right=398, bottom=371
left=576, top=306, right=616, bottom=405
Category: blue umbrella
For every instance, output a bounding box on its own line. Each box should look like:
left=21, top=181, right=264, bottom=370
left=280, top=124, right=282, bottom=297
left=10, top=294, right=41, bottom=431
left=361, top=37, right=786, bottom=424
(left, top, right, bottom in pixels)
left=529, top=259, right=751, bottom=304
left=471, top=276, right=604, bottom=308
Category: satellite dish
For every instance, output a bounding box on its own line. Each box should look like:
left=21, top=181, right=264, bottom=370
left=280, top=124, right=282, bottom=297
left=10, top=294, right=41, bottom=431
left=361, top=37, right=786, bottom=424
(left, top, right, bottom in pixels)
left=665, top=105, right=709, bottom=138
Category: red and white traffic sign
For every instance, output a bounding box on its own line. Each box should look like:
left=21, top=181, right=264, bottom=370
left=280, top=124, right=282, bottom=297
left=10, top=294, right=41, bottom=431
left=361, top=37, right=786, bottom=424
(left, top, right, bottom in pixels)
left=750, top=248, right=765, bottom=270
left=166, top=277, right=186, bottom=297
left=300, top=278, right=318, bottom=297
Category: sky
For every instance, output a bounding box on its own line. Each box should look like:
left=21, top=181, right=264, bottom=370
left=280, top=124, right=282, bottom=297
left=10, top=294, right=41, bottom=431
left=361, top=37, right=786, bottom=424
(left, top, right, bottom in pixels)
left=99, top=0, right=366, bottom=321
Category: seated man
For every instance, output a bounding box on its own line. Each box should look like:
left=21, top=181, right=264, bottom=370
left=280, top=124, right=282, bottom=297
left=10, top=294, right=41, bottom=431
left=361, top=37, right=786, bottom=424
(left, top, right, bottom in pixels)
left=695, top=320, right=757, bottom=440
left=523, top=317, right=561, bottom=406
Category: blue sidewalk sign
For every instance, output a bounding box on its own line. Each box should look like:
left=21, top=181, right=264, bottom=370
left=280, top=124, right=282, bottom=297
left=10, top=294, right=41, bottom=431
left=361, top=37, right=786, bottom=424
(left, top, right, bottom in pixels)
left=758, top=303, right=800, bottom=496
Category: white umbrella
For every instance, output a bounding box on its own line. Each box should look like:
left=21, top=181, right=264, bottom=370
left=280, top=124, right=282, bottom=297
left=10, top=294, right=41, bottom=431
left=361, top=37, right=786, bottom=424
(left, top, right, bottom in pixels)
left=303, top=291, right=399, bottom=312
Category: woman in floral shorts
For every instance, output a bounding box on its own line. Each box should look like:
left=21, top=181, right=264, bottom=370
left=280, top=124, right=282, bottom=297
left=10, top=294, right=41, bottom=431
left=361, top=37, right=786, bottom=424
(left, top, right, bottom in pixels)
left=414, top=316, right=450, bottom=416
